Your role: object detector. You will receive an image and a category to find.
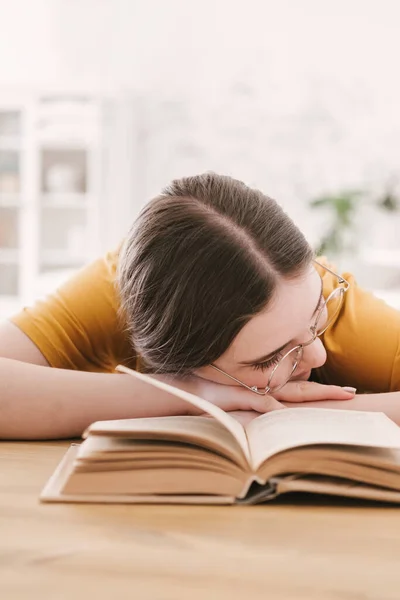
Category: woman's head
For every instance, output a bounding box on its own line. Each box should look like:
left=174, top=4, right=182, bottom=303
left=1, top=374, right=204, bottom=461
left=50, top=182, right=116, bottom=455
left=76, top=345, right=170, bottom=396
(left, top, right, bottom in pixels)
left=118, top=172, right=321, bottom=383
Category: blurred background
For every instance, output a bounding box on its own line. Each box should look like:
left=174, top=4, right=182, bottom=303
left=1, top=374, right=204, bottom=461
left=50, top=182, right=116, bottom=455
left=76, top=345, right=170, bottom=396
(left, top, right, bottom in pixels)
left=1, top=0, right=400, bottom=318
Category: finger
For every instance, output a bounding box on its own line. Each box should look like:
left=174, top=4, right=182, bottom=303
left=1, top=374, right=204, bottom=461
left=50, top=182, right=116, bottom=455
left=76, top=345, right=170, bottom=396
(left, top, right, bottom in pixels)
left=246, top=394, right=286, bottom=413
left=273, top=381, right=357, bottom=403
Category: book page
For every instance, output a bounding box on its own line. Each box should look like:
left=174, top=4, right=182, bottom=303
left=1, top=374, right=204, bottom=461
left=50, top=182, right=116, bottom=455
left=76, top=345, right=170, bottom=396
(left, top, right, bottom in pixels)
left=114, top=365, right=250, bottom=464
left=272, top=475, right=400, bottom=504
left=246, top=407, right=400, bottom=471
left=84, top=416, right=248, bottom=468
left=40, top=445, right=236, bottom=505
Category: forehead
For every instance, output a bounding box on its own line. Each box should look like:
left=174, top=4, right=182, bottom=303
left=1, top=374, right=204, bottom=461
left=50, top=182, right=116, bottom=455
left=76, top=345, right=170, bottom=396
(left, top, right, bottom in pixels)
left=227, top=265, right=321, bottom=364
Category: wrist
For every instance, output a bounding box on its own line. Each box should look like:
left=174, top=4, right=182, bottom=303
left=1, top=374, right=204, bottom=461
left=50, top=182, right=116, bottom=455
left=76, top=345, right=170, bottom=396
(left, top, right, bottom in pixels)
left=148, top=373, right=203, bottom=415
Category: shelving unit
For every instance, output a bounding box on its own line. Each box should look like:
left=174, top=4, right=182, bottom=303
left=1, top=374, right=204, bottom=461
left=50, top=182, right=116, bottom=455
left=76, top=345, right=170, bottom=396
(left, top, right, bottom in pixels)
left=0, top=193, right=22, bottom=208
left=0, top=93, right=106, bottom=317
left=40, top=193, right=89, bottom=209
left=0, top=108, right=23, bottom=308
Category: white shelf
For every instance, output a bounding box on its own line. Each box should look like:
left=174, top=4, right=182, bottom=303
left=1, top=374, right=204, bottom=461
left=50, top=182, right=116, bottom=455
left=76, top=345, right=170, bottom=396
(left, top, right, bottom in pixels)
left=40, top=250, right=86, bottom=268
left=40, top=193, right=89, bottom=209
left=0, top=92, right=105, bottom=309
left=0, top=193, right=21, bottom=208
left=0, top=249, right=19, bottom=264
left=38, top=138, right=93, bottom=150
left=0, top=135, right=21, bottom=150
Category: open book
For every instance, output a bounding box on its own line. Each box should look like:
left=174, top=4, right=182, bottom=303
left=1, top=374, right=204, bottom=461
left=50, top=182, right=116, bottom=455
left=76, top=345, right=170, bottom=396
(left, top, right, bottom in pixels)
left=41, top=366, right=400, bottom=505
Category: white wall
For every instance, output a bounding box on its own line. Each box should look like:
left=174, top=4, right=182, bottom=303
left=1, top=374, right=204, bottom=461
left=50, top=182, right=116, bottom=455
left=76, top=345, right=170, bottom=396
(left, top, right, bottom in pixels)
left=1, top=0, right=400, bottom=245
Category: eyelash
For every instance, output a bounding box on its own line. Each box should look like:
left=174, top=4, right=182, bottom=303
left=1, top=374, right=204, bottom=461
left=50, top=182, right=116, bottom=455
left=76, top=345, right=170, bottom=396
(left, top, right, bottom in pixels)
left=252, top=351, right=284, bottom=372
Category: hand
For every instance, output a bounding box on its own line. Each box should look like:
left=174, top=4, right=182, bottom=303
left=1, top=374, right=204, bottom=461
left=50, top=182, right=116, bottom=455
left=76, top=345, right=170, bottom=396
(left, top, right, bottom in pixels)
left=272, top=380, right=357, bottom=404
left=170, top=375, right=356, bottom=416
left=226, top=382, right=358, bottom=425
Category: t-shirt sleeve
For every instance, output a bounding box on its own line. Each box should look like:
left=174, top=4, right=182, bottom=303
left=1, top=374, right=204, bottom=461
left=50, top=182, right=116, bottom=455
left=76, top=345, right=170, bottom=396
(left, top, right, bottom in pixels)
left=9, top=250, right=136, bottom=372
left=318, top=262, right=400, bottom=393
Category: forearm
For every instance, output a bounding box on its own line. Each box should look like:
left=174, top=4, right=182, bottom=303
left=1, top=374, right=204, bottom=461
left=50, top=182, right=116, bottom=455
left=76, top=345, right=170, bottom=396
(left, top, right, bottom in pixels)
left=0, top=358, right=192, bottom=440
left=283, top=392, right=400, bottom=425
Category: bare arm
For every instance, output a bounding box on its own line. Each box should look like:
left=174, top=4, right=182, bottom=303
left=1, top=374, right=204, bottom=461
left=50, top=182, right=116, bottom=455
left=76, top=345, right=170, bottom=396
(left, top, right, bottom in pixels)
left=0, top=321, right=196, bottom=439
left=0, top=322, right=279, bottom=439
left=0, top=357, right=198, bottom=439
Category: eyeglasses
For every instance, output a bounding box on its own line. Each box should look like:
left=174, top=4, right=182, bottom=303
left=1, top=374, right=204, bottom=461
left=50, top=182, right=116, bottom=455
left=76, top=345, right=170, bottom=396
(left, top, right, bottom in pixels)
left=211, top=261, right=350, bottom=396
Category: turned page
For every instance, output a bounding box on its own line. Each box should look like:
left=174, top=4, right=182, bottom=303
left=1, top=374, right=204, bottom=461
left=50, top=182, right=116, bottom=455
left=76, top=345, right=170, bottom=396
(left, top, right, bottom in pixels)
left=245, top=407, right=400, bottom=471
left=84, top=416, right=248, bottom=469
left=115, top=365, right=251, bottom=464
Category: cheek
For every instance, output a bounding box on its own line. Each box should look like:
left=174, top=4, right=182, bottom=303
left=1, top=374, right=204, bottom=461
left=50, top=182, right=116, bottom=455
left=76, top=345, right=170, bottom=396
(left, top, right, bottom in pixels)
left=238, top=367, right=272, bottom=388
left=194, top=365, right=230, bottom=385
left=318, top=304, right=329, bottom=330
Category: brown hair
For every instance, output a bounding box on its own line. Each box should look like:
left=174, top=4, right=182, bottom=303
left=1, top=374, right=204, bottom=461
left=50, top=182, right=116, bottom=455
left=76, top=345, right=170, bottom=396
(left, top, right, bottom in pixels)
left=118, top=172, right=313, bottom=374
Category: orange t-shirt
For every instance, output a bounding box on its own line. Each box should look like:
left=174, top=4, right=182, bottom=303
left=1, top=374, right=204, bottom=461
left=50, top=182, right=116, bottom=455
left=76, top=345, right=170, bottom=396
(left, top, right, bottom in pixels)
left=10, top=250, right=400, bottom=393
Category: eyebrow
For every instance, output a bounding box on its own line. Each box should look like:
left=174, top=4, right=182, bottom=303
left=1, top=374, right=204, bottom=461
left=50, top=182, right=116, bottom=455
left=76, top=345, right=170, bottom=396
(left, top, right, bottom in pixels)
left=239, top=276, right=324, bottom=366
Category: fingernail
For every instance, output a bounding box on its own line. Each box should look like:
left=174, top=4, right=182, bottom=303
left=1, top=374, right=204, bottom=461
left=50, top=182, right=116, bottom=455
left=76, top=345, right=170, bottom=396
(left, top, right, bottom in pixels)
left=342, top=386, right=357, bottom=394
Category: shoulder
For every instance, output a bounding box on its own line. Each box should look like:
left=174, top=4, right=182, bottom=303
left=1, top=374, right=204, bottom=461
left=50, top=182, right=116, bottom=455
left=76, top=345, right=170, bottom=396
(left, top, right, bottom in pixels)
left=316, top=255, right=400, bottom=392
left=10, top=244, right=130, bottom=371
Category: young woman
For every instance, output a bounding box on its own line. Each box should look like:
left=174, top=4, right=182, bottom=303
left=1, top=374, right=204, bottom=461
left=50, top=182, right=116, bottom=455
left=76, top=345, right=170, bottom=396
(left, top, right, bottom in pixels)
left=1, top=173, right=400, bottom=439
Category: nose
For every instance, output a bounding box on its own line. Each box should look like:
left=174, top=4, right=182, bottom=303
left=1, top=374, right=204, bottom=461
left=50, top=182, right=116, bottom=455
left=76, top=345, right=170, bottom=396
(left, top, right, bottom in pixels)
left=301, top=337, right=327, bottom=370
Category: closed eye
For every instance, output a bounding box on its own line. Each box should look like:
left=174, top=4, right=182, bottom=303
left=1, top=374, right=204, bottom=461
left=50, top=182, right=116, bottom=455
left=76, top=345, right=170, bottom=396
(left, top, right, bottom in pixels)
left=252, top=351, right=284, bottom=372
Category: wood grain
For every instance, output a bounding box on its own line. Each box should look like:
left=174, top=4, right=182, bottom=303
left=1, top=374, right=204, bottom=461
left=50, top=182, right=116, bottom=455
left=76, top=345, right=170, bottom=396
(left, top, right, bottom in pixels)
left=1, top=441, right=400, bottom=599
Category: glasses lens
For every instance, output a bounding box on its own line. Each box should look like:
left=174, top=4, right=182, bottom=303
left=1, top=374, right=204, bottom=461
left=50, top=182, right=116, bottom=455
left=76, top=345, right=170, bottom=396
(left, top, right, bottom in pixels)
left=268, top=346, right=301, bottom=392
left=316, top=288, right=343, bottom=334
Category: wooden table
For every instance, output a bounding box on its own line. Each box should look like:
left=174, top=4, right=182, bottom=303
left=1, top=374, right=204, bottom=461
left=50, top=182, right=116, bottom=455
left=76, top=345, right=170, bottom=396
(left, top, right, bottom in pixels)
left=2, top=441, right=400, bottom=600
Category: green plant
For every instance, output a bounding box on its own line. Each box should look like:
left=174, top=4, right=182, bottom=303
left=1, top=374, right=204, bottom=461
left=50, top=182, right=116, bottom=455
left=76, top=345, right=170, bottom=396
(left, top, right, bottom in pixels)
left=310, top=189, right=364, bottom=256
